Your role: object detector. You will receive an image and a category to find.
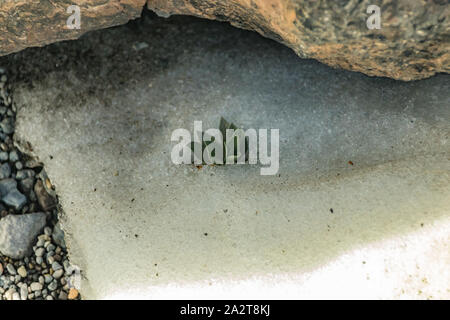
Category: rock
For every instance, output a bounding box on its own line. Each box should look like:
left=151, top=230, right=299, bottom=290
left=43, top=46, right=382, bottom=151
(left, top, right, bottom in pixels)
left=0, top=118, right=14, bottom=135
left=15, top=170, right=35, bottom=180
left=19, top=177, right=35, bottom=194
left=0, top=212, right=47, bottom=259
left=52, top=222, right=66, bottom=249
left=0, top=262, right=3, bottom=275
left=35, top=247, right=45, bottom=257
left=34, top=179, right=56, bottom=211
left=47, top=279, right=58, bottom=291
left=6, top=263, right=16, bottom=275
left=1, top=1, right=449, bottom=80
left=58, top=291, right=68, bottom=300
left=8, top=150, right=19, bottom=162
left=68, top=288, right=79, bottom=300
left=2, top=189, right=27, bottom=210
left=17, top=266, right=27, bottom=278
left=0, top=163, right=11, bottom=179
left=51, top=261, right=62, bottom=271
left=20, top=285, right=28, bottom=300
left=30, top=282, right=43, bottom=292
left=0, top=178, right=17, bottom=196
left=0, top=0, right=146, bottom=56
left=52, top=269, right=64, bottom=280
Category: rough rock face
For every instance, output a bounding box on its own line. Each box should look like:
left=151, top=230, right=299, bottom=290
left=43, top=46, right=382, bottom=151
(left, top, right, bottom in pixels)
left=147, top=0, right=450, bottom=80
left=0, top=0, right=146, bottom=56
left=0, top=0, right=449, bottom=80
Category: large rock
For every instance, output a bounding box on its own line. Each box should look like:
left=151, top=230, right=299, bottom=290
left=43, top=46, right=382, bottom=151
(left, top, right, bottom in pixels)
left=0, top=213, right=47, bottom=259
left=1, top=0, right=449, bottom=80
left=147, top=0, right=450, bottom=80
left=0, top=0, right=146, bottom=56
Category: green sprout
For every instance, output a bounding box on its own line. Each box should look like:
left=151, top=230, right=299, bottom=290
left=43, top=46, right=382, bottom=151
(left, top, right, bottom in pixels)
left=190, top=117, right=249, bottom=165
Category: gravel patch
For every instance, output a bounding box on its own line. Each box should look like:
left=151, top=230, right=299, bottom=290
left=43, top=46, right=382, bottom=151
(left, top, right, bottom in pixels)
left=0, top=68, right=80, bottom=300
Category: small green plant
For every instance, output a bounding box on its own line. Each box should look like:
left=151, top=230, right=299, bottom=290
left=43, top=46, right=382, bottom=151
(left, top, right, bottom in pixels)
left=190, top=117, right=249, bottom=165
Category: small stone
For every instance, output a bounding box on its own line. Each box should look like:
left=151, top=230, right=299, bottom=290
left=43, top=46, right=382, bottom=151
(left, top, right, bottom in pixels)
left=34, top=179, right=56, bottom=211
left=0, top=163, right=10, bottom=179
left=53, top=269, right=63, bottom=279
left=68, top=288, right=79, bottom=300
left=0, top=118, right=14, bottom=135
left=58, top=291, right=68, bottom=300
left=0, top=152, right=8, bottom=161
left=15, top=169, right=35, bottom=180
left=0, top=178, right=16, bottom=196
left=44, top=227, right=52, bottom=236
left=44, top=274, right=53, bottom=284
left=36, top=256, right=43, bottom=265
left=46, top=295, right=53, bottom=300
left=48, top=279, right=58, bottom=291
left=20, top=285, right=28, bottom=300
left=0, top=263, right=3, bottom=275
left=19, top=177, right=34, bottom=194
left=2, top=189, right=27, bottom=210
left=15, top=162, right=23, bottom=170
left=6, top=263, right=16, bottom=275
left=52, top=222, right=66, bottom=249
left=17, top=266, right=27, bottom=278
left=8, top=150, right=19, bottom=162
left=30, top=282, right=43, bottom=291
left=52, top=261, right=62, bottom=271
left=35, top=247, right=45, bottom=257
left=12, top=292, right=20, bottom=300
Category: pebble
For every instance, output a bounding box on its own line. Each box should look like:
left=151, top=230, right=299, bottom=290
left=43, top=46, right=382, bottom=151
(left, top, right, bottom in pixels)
left=52, top=261, right=63, bottom=271
left=48, top=279, right=58, bottom=291
left=6, top=263, right=16, bottom=275
left=0, top=163, right=11, bottom=179
left=53, top=269, right=64, bottom=280
left=35, top=247, right=45, bottom=257
left=17, top=266, right=27, bottom=278
left=30, top=282, right=43, bottom=291
left=68, top=288, right=79, bottom=300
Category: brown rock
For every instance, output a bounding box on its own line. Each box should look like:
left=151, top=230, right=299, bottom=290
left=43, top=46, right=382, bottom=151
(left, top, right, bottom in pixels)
left=146, top=0, right=449, bottom=81
left=0, top=0, right=449, bottom=80
left=34, top=179, right=56, bottom=212
left=68, top=288, right=79, bottom=300
left=0, top=0, right=146, bottom=56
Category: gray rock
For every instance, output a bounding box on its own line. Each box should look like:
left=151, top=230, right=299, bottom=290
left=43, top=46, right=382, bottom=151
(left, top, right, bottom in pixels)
left=15, top=169, right=35, bottom=180
left=19, top=177, right=34, bottom=194
left=0, top=152, right=8, bottom=161
left=35, top=247, right=45, bottom=257
left=8, top=150, right=19, bottom=162
left=0, top=178, right=17, bottom=196
left=47, top=279, right=57, bottom=291
left=0, top=212, right=46, bottom=259
left=6, top=263, right=16, bottom=275
left=51, top=222, right=66, bottom=249
left=44, top=274, right=53, bottom=284
left=2, top=189, right=27, bottom=210
left=0, top=118, right=14, bottom=135
left=0, top=163, right=11, bottom=179
left=51, top=261, right=62, bottom=271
